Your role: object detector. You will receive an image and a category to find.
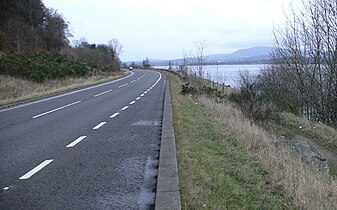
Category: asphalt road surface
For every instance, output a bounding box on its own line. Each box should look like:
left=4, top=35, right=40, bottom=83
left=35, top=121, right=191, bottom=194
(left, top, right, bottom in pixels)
left=0, top=69, right=165, bottom=209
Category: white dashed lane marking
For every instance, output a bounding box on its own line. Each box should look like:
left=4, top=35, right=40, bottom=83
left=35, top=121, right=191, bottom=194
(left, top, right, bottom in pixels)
left=93, top=122, right=106, bottom=130
left=118, top=83, right=128, bottom=88
left=66, top=136, right=86, bottom=148
left=13, top=72, right=164, bottom=181
left=94, top=89, right=112, bottom=97
left=19, top=159, right=54, bottom=180
left=110, top=113, right=119, bottom=118
left=121, top=106, right=128, bottom=111
left=26, top=73, right=160, bottom=177
left=32, top=101, right=81, bottom=119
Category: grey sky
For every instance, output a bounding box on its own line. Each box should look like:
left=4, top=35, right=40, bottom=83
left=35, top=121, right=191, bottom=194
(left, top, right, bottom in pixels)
left=43, top=0, right=298, bottom=61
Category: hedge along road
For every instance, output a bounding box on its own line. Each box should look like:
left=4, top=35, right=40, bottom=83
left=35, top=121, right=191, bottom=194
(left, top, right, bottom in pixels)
left=0, top=69, right=165, bottom=209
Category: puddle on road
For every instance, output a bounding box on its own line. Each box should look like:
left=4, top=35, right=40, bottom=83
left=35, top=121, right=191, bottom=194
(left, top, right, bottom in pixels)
left=139, top=156, right=158, bottom=209
left=98, top=155, right=158, bottom=209
left=132, top=120, right=161, bottom=127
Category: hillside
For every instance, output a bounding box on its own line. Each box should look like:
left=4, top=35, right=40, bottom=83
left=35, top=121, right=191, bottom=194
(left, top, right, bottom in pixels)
left=126, top=46, right=274, bottom=66
left=205, top=46, right=273, bottom=63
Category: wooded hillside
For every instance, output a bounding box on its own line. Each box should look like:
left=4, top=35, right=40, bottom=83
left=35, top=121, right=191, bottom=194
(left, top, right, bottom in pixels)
left=0, top=0, right=122, bottom=82
left=0, top=0, right=69, bottom=52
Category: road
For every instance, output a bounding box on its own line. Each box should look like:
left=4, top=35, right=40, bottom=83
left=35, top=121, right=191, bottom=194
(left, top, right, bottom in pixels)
left=0, top=69, right=165, bottom=209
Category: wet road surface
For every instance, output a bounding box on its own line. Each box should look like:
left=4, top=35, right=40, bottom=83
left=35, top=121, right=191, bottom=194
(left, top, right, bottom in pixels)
left=0, top=69, right=165, bottom=209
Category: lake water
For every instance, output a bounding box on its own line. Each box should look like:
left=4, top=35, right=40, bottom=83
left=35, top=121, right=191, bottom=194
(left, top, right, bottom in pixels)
left=154, top=64, right=267, bottom=87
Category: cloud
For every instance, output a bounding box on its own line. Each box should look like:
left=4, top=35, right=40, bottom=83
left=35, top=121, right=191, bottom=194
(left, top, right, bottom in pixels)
left=43, top=0, right=299, bottom=60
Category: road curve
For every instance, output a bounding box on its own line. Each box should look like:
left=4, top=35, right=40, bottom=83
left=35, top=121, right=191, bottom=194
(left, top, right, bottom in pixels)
left=0, top=69, right=165, bottom=209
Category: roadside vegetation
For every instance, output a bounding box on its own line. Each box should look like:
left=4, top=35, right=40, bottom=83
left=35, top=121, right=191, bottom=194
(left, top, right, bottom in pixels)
left=166, top=1, right=337, bottom=207
left=125, top=57, right=153, bottom=70
left=0, top=72, right=126, bottom=106
left=259, top=0, right=337, bottom=128
left=167, top=72, right=290, bottom=209
left=166, top=67, right=337, bottom=208
left=0, top=0, right=124, bottom=106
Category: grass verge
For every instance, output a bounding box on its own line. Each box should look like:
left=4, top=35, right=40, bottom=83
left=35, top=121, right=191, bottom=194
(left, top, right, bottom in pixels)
left=167, top=72, right=290, bottom=209
left=0, top=72, right=127, bottom=106
left=271, top=112, right=337, bottom=154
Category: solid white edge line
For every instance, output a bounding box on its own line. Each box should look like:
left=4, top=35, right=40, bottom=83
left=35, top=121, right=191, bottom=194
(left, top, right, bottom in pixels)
left=130, top=101, right=135, bottom=105
left=0, top=71, right=135, bottom=113
left=19, top=159, right=54, bottom=180
left=32, top=101, right=81, bottom=119
left=66, top=136, right=86, bottom=148
left=94, top=89, right=112, bottom=97
left=121, top=106, right=128, bottom=111
left=110, top=113, right=119, bottom=118
left=93, top=122, right=106, bottom=129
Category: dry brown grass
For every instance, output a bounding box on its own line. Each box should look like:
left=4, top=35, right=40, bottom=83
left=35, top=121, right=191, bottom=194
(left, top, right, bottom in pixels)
left=0, top=72, right=127, bottom=106
left=198, top=96, right=337, bottom=209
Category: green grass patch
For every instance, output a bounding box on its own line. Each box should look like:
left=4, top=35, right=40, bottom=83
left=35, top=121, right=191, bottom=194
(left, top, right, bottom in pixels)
left=167, top=72, right=289, bottom=209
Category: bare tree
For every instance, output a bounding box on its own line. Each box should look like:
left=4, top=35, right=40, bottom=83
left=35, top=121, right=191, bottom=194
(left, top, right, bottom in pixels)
left=108, top=38, right=122, bottom=70
left=260, top=0, right=337, bottom=127
left=43, top=8, right=71, bottom=51
left=70, top=39, right=122, bottom=72
left=108, top=39, right=122, bottom=57
left=186, top=40, right=207, bottom=87
left=194, top=40, right=207, bottom=79
left=181, top=49, right=190, bottom=82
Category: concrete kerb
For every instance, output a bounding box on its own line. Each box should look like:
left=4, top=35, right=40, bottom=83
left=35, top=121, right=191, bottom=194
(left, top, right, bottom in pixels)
left=155, top=79, right=181, bottom=210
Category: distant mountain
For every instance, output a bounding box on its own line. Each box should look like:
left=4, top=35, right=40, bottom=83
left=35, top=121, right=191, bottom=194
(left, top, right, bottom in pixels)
left=126, top=46, right=274, bottom=66
left=206, top=46, right=274, bottom=63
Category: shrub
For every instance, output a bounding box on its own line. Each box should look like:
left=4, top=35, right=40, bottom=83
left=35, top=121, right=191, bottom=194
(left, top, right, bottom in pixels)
left=180, top=83, right=197, bottom=95
left=180, top=82, right=225, bottom=100
left=229, top=71, right=279, bottom=122
left=0, top=52, right=88, bottom=82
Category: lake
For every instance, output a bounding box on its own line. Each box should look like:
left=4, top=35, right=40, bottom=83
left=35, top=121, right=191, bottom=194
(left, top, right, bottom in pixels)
left=154, top=64, right=267, bottom=87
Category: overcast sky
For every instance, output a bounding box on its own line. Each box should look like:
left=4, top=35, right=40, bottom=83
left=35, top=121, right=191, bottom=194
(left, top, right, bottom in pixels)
left=43, top=0, right=299, bottom=61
